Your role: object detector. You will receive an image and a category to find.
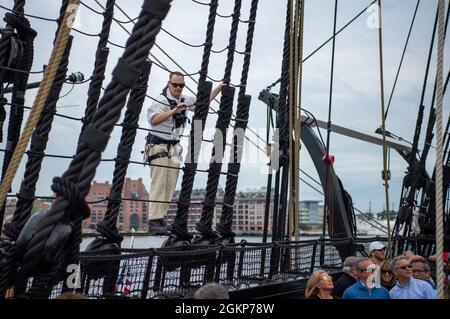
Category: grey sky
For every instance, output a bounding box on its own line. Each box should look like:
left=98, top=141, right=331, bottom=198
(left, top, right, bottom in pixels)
left=1, top=0, right=448, bottom=214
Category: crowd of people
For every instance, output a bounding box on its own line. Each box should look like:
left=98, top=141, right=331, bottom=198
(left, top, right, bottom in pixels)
left=305, top=241, right=450, bottom=299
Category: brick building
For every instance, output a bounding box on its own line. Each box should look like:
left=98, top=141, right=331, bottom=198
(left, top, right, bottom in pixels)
left=233, top=188, right=274, bottom=235
left=165, top=188, right=224, bottom=233
left=165, top=187, right=273, bottom=235
left=83, top=178, right=148, bottom=231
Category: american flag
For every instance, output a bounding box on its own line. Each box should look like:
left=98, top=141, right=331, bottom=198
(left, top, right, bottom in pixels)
left=115, top=264, right=132, bottom=295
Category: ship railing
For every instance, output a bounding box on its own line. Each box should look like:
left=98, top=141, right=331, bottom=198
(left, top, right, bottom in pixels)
left=39, top=235, right=448, bottom=299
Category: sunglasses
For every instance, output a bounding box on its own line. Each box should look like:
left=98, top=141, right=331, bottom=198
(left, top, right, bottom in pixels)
left=170, top=82, right=185, bottom=88
left=321, top=275, right=333, bottom=282
left=381, top=270, right=393, bottom=274
left=396, top=264, right=412, bottom=270
left=359, top=268, right=376, bottom=273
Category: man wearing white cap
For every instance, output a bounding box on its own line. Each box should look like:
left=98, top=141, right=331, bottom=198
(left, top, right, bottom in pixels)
left=369, top=241, right=386, bottom=265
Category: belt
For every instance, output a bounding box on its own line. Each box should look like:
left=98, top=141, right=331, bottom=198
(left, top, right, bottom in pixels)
left=146, top=133, right=179, bottom=146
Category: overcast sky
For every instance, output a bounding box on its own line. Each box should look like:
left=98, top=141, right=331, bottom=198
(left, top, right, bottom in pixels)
left=1, top=0, right=449, bottom=214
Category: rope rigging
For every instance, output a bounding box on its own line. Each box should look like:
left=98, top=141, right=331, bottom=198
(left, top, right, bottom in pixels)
left=322, top=0, right=338, bottom=242
left=0, top=0, right=76, bottom=298
left=203, top=0, right=259, bottom=245
left=393, top=1, right=450, bottom=245
left=0, top=0, right=75, bottom=297
left=86, top=61, right=152, bottom=255
left=0, top=0, right=270, bottom=189
left=81, top=0, right=251, bottom=55
left=434, top=0, right=446, bottom=299
left=0, top=0, right=446, bottom=300
left=266, top=0, right=377, bottom=92
left=92, top=0, right=271, bottom=166
left=95, top=0, right=275, bottom=150
left=81, top=0, right=115, bottom=131
left=287, top=0, right=295, bottom=242
left=271, top=0, right=292, bottom=245
left=8, top=0, right=172, bottom=299
left=375, top=0, right=392, bottom=259
left=0, top=0, right=37, bottom=229
left=384, top=0, right=420, bottom=119
left=165, top=0, right=224, bottom=246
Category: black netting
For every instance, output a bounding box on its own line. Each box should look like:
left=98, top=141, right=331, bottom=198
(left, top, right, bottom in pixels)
left=14, top=236, right=447, bottom=299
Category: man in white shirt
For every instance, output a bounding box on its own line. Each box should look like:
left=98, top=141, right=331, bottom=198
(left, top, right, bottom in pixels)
left=146, top=71, right=222, bottom=235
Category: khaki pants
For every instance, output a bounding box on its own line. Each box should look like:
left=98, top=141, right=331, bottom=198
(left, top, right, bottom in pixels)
left=148, top=143, right=181, bottom=220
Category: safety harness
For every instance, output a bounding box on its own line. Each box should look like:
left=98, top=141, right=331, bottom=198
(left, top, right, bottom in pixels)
left=144, top=87, right=186, bottom=164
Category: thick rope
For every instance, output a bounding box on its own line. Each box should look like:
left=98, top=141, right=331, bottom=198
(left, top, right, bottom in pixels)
left=409, top=5, right=440, bottom=169
left=435, top=0, right=445, bottom=300
left=81, top=0, right=115, bottom=129
left=17, top=0, right=171, bottom=298
left=0, top=36, right=74, bottom=299
left=376, top=0, right=392, bottom=259
left=215, top=0, right=259, bottom=241
left=0, top=0, right=38, bottom=229
left=166, top=0, right=218, bottom=243
left=0, top=0, right=77, bottom=212
left=221, top=0, right=242, bottom=84
left=4, top=3, right=72, bottom=241
left=0, top=2, right=70, bottom=298
left=271, top=0, right=292, bottom=243
left=294, top=0, right=304, bottom=240
left=0, top=0, right=26, bottom=80
left=277, top=0, right=294, bottom=243
left=323, top=0, right=338, bottom=240
left=197, top=0, right=218, bottom=82
left=102, top=0, right=270, bottom=172
left=406, top=4, right=449, bottom=241
left=90, top=61, right=152, bottom=249
left=0, top=95, right=5, bottom=143
left=194, top=0, right=243, bottom=243
left=287, top=0, right=294, bottom=240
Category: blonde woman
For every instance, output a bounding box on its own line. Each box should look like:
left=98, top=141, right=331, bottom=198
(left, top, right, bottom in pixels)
left=305, top=270, right=335, bottom=299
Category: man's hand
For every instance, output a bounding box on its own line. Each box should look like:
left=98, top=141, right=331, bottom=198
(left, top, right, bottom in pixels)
left=209, top=82, right=225, bottom=102
left=152, top=102, right=187, bottom=125
left=172, top=102, right=187, bottom=114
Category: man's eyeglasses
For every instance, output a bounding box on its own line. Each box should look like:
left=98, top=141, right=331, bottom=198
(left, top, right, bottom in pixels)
left=396, top=264, right=412, bottom=270
left=412, top=269, right=426, bottom=273
left=170, top=82, right=185, bottom=88
left=358, top=268, right=376, bottom=273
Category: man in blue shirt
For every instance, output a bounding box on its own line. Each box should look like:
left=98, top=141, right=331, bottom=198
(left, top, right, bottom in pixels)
left=342, top=258, right=390, bottom=299
left=390, top=255, right=437, bottom=299
left=411, top=258, right=436, bottom=289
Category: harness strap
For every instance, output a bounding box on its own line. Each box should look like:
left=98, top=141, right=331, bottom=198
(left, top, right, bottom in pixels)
left=147, top=150, right=170, bottom=163
left=161, top=87, right=187, bottom=128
